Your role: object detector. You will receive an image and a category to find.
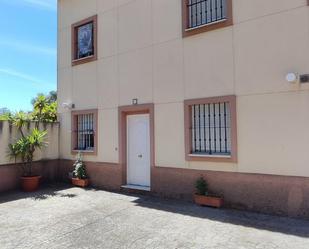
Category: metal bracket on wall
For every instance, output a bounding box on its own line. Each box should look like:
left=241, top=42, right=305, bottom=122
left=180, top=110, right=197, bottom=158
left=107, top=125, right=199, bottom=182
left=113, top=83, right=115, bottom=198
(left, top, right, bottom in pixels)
left=300, top=74, right=309, bottom=83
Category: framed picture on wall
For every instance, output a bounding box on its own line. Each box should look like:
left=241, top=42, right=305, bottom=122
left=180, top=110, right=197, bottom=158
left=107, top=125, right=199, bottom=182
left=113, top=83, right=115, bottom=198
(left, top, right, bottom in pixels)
left=72, top=15, right=97, bottom=66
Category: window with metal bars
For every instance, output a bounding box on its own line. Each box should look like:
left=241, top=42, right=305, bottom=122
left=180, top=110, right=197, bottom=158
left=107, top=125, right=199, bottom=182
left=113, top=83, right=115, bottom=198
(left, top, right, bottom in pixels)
left=187, top=0, right=227, bottom=29
left=191, top=102, right=231, bottom=156
left=74, top=113, right=95, bottom=151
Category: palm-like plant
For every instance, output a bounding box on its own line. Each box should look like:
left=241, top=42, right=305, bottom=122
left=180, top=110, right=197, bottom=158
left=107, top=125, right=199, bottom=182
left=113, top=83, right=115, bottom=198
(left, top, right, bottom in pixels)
left=12, top=112, right=30, bottom=137
left=32, top=94, right=57, bottom=123
left=7, top=112, right=47, bottom=176
left=33, top=95, right=48, bottom=126
left=8, top=137, right=29, bottom=175
left=6, top=92, right=55, bottom=190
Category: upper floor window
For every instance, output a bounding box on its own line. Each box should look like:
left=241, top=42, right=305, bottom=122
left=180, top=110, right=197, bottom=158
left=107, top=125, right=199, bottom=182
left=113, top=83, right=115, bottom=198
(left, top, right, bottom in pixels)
left=188, top=0, right=227, bottom=28
left=71, top=109, right=98, bottom=154
left=182, top=0, right=233, bottom=37
left=72, top=15, right=97, bottom=66
left=184, top=96, right=237, bottom=162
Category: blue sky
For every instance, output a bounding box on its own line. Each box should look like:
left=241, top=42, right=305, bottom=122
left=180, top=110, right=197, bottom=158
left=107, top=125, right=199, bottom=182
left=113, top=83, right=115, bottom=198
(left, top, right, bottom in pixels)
left=0, top=0, right=57, bottom=112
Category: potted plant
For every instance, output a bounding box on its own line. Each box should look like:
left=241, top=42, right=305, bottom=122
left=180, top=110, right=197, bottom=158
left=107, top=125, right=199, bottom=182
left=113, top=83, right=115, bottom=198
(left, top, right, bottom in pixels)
left=6, top=94, right=56, bottom=192
left=194, top=176, right=223, bottom=208
left=8, top=112, right=47, bottom=192
left=71, top=152, right=89, bottom=187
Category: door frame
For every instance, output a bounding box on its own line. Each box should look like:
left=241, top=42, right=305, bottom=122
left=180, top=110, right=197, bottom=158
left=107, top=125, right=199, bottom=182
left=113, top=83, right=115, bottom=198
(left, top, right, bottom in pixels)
left=118, top=103, right=154, bottom=189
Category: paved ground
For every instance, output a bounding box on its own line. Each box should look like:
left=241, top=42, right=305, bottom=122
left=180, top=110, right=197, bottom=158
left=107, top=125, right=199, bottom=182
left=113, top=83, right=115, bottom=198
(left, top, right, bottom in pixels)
left=1, top=185, right=309, bottom=249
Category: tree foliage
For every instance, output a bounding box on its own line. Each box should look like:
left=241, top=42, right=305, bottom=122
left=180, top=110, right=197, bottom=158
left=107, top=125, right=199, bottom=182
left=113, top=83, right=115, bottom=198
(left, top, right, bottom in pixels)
left=31, top=90, right=57, bottom=105
left=32, top=94, right=57, bottom=123
left=0, top=91, right=57, bottom=123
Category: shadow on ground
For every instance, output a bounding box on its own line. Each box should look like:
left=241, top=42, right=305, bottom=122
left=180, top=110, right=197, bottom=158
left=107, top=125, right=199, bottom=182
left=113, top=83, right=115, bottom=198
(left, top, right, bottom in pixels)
left=0, top=183, right=77, bottom=203
left=127, top=192, right=309, bottom=238
left=1, top=184, right=309, bottom=239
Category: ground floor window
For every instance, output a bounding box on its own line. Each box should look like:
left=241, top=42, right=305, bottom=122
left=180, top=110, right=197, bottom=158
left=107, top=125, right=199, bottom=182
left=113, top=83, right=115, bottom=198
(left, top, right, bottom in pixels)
left=184, top=95, right=237, bottom=162
left=191, top=102, right=231, bottom=155
left=71, top=109, right=97, bottom=154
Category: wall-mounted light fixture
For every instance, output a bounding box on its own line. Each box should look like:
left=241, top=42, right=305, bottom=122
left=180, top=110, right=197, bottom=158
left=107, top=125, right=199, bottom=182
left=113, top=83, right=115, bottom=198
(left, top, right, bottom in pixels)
left=300, top=74, right=309, bottom=84
left=286, top=72, right=298, bottom=84
left=61, top=102, right=75, bottom=110
left=286, top=72, right=309, bottom=84
left=132, top=99, right=138, bottom=105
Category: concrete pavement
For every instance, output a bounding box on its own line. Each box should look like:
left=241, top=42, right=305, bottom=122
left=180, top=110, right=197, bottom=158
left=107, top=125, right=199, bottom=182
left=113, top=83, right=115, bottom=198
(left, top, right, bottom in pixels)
left=0, top=184, right=309, bottom=249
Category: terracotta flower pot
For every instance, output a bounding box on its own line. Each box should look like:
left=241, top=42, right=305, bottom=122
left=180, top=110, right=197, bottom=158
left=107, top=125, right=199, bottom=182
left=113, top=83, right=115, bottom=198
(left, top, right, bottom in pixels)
left=20, top=176, right=41, bottom=192
left=72, top=178, right=89, bottom=188
left=194, top=194, right=223, bottom=208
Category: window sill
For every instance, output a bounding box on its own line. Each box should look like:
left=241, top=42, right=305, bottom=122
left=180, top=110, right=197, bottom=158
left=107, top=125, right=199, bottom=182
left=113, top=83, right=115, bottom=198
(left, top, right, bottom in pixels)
left=185, top=18, right=227, bottom=32
left=183, top=17, right=232, bottom=37
left=186, top=153, right=236, bottom=163
left=72, top=150, right=96, bottom=155
left=189, top=154, right=231, bottom=158
left=72, top=55, right=97, bottom=66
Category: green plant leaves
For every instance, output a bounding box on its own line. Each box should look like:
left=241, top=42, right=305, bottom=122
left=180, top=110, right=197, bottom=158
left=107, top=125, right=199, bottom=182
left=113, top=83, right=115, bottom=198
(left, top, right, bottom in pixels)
left=195, top=176, right=208, bottom=196
left=73, top=152, right=87, bottom=179
left=5, top=91, right=56, bottom=176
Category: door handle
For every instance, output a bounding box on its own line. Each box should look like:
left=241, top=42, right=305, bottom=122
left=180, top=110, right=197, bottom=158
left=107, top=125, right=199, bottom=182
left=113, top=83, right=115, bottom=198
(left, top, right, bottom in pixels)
left=138, top=154, right=143, bottom=158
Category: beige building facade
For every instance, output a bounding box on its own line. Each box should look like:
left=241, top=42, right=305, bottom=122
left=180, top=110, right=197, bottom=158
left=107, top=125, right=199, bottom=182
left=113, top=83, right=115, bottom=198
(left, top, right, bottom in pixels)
left=57, top=0, right=309, bottom=217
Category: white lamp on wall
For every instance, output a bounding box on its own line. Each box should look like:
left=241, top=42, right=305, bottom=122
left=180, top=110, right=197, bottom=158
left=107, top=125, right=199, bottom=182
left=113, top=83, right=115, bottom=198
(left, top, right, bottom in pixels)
left=61, top=102, right=75, bottom=110
left=285, top=72, right=298, bottom=84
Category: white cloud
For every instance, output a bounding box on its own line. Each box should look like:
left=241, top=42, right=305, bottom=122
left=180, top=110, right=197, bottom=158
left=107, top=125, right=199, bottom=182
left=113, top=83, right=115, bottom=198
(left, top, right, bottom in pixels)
left=0, top=39, right=56, bottom=57
left=23, top=0, right=57, bottom=11
left=0, top=0, right=57, bottom=11
left=0, top=68, right=54, bottom=88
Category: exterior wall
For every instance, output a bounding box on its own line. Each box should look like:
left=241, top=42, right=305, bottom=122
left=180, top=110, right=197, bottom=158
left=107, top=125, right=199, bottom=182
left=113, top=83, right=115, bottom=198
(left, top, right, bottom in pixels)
left=57, top=159, right=309, bottom=219
left=0, top=160, right=59, bottom=193
left=0, top=121, right=60, bottom=192
left=57, top=0, right=309, bottom=219
left=58, top=0, right=309, bottom=177
left=58, top=160, right=122, bottom=191
left=0, top=121, right=59, bottom=165
left=151, top=166, right=309, bottom=218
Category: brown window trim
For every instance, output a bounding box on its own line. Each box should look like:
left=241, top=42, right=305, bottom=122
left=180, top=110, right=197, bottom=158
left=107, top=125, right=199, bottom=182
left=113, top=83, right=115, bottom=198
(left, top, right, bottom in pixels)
left=184, top=95, right=237, bottom=163
left=71, top=109, right=98, bottom=155
left=71, top=15, right=98, bottom=66
left=182, top=0, right=233, bottom=37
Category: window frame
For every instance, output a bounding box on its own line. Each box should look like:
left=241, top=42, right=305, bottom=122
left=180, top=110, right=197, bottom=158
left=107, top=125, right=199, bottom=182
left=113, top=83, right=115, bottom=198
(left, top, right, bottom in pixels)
left=71, top=109, right=98, bottom=155
left=182, top=0, right=233, bottom=37
left=184, top=95, right=237, bottom=163
left=71, top=15, right=98, bottom=66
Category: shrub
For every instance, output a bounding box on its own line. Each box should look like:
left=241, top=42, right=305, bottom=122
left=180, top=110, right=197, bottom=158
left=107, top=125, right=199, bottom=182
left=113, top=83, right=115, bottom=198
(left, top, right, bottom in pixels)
left=7, top=127, right=47, bottom=176
left=73, top=152, right=87, bottom=179
left=6, top=92, right=56, bottom=176
left=195, top=176, right=208, bottom=196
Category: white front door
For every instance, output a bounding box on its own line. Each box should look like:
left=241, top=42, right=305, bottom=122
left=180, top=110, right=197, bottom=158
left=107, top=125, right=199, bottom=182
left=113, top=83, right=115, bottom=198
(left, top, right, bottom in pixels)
left=127, top=114, right=150, bottom=187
